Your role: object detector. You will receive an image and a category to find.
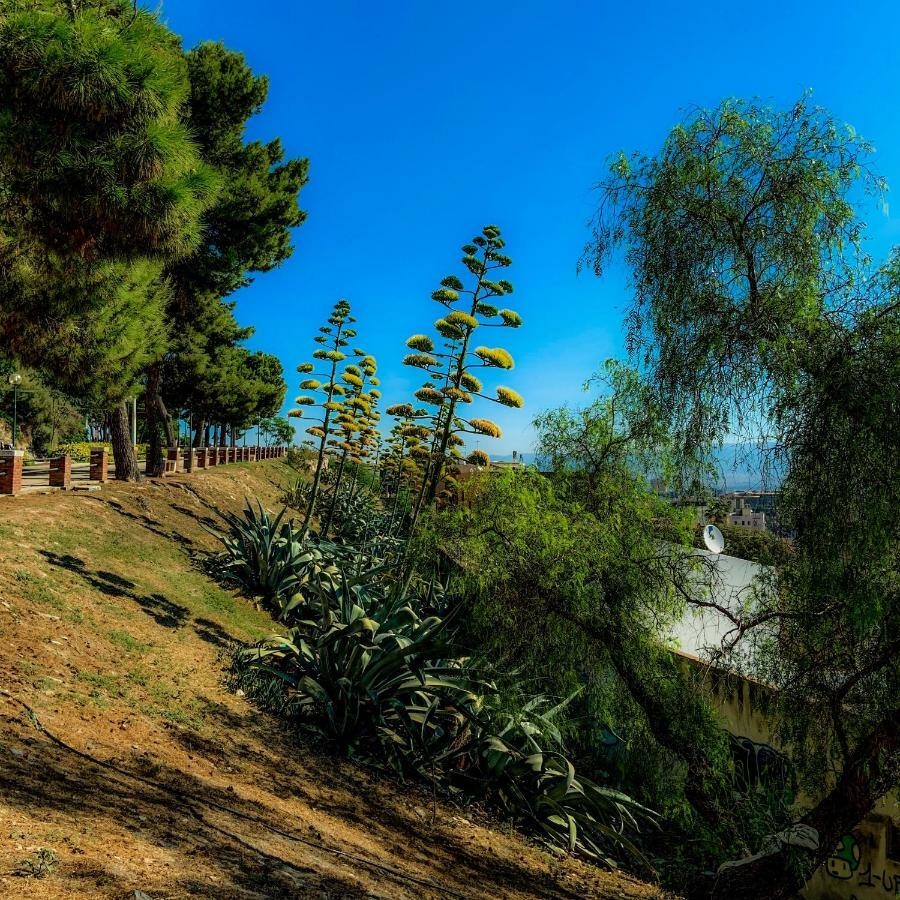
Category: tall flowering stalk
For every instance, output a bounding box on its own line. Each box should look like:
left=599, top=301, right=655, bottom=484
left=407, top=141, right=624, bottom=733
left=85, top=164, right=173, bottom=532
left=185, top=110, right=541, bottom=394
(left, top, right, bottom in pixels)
left=288, top=299, right=354, bottom=531
left=402, top=225, right=524, bottom=504
left=322, top=353, right=379, bottom=533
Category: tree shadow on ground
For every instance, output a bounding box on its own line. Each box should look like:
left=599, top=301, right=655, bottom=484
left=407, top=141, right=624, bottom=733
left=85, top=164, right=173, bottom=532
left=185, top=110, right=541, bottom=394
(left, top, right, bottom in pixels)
left=0, top=698, right=599, bottom=900
left=193, top=617, right=239, bottom=649
left=39, top=550, right=190, bottom=629
left=0, top=708, right=371, bottom=899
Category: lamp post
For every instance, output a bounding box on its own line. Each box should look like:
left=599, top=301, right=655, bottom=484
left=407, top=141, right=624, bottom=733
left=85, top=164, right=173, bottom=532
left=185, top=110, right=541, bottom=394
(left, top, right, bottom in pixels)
left=8, top=373, right=21, bottom=447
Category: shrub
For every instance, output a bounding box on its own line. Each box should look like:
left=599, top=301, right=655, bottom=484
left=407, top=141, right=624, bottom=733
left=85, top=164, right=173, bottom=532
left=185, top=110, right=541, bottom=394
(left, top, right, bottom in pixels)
left=230, top=536, right=659, bottom=866
left=57, top=441, right=147, bottom=461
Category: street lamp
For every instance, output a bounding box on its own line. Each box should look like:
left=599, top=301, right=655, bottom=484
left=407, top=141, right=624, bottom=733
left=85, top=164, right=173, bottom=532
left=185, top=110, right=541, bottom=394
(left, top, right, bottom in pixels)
left=7, top=373, right=21, bottom=447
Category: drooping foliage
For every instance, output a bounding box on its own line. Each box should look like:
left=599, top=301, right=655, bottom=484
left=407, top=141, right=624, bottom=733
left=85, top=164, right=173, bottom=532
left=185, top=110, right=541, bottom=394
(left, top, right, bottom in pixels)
left=585, top=94, right=900, bottom=899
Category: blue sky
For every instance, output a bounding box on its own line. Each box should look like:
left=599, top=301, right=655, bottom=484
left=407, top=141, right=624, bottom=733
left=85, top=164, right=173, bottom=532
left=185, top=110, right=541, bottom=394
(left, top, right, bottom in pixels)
left=159, top=0, right=900, bottom=457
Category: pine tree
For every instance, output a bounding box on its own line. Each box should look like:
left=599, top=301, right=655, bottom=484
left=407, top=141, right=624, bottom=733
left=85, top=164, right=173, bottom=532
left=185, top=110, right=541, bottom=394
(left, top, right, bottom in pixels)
left=144, top=41, right=308, bottom=474
left=0, top=0, right=219, bottom=479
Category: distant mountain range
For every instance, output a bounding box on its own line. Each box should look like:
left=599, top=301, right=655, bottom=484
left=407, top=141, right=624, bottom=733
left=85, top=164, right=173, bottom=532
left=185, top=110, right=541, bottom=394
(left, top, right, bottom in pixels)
left=491, top=444, right=782, bottom=492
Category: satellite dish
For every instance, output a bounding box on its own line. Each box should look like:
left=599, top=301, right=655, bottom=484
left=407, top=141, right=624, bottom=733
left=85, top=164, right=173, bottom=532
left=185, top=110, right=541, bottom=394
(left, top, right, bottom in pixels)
left=702, top=523, right=725, bottom=554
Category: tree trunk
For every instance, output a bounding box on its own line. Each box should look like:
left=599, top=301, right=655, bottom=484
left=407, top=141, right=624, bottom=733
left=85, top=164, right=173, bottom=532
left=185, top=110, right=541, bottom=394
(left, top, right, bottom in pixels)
left=708, top=710, right=900, bottom=900
left=144, top=361, right=174, bottom=477
left=193, top=418, right=206, bottom=447
left=108, top=401, right=141, bottom=482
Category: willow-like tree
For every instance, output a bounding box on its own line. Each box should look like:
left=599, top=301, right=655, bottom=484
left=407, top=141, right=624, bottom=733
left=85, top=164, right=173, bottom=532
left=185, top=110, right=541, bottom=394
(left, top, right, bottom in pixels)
left=585, top=95, right=899, bottom=900
left=288, top=300, right=355, bottom=531
left=403, top=225, right=524, bottom=504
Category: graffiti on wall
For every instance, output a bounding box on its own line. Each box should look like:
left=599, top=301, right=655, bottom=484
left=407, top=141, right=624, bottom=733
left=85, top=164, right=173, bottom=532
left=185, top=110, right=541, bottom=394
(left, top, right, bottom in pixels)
left=826, top=831, right=900, bottom=896
left=730, top=734, right=793, bottom=790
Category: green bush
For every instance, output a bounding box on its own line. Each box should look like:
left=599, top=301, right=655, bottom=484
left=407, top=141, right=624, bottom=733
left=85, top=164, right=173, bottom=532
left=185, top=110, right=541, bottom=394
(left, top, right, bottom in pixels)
left=56, top=441, right=147, bottom=461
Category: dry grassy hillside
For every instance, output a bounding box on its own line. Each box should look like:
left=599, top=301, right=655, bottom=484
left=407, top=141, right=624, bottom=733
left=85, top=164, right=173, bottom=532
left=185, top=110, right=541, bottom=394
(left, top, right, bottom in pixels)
left=0, top=461, right=670, bottom=899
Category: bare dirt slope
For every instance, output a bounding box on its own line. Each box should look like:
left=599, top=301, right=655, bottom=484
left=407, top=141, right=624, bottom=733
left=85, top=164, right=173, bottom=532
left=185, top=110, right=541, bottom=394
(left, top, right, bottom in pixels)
left=0, top=461, right=669, bottom=899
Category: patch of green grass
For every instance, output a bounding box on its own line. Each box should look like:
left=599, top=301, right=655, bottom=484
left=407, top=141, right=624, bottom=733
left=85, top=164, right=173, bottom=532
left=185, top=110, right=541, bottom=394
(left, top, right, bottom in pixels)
left=126, top=668, right=149, bottom=687
left=108, top=629, right=150, bottom=653
left=21, top=580, right=67, bottom=611
left=76, top=670, right=129, bottom=701
left=157, top=697, right=213, bottom=731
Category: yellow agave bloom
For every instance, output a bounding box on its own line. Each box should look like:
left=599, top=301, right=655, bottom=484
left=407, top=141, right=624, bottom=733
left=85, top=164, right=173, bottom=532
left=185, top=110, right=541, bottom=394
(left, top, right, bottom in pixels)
left=443, top=386, right=472, bottom=403
left=406, top=334, right=435, bottom=352
left=460, top=372, right=483, bottom=393
left=403, top=353, right=438, bottom=369
left=474, top=346, right=514, bottom=369
left=499, top=309, right=522, bottom=327
left=496, top=386, right=524, bottom=408
left=468, top=418, right=502, bottom=439
left=415, top=386, right=444, bottom=406
left=446, top=310, right=479, bottom=329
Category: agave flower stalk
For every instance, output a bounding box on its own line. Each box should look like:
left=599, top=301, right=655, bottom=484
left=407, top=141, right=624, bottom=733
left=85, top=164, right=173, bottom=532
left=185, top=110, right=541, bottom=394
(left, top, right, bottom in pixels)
left=323, top=354, right=379, bottom=534
left=288, top=299, right=355, bottom=534
left=401, top=225, right=524, bottom=505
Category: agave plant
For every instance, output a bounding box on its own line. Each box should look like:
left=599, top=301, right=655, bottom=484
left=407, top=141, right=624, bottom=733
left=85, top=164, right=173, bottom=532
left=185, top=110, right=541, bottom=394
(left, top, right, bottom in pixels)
left=238, top=577, right=484, bottom=760
left=280, top=477, right=314, bottom=512
left=214, top=502, right=305, bottom=607
left=478, top=737, right=658, bottom=866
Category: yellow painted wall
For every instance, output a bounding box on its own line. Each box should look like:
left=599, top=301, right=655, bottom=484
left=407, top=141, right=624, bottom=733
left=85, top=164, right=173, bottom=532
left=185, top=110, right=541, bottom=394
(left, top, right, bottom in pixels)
left=676, top=653, right=899, bottom=899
